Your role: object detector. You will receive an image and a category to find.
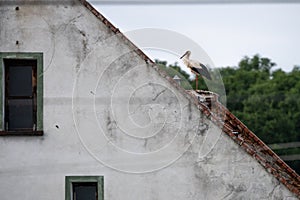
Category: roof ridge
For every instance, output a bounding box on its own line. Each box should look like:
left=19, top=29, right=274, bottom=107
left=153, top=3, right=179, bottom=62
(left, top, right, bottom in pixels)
left=189, top=90, right=300, bottom=198
left=79, top=1, right=300, bottom=197
left=78, top=0, right=202, bottom=111
left=79, top=0, right=154, bottom=64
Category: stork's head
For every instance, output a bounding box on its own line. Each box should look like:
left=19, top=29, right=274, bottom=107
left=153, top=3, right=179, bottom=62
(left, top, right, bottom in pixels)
left=180, top=50, right=191, bottom=59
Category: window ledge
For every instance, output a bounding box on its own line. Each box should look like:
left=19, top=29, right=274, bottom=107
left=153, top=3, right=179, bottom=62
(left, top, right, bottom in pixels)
left=0, top=131, right=43, bottom=136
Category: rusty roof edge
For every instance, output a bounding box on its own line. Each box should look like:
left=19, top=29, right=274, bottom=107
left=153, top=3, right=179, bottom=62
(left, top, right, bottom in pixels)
left=224, top=105, right=300, bottom=179
left=79, top=0, right=153, bottom=64
left=186, top=91, right=299, bottom=197
left=207, top=99, right=300, bottom=197
left=78, top=0, right=203, bottom=108
left=79, top=0, right=300, bottom=197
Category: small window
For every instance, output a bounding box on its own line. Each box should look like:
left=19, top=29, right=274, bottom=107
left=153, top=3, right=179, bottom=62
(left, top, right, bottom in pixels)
left=0, top=53, right=43, bottom=136
left=65, top=176, right=104, bottom=200
left=73, top=182, right=98, bottom=200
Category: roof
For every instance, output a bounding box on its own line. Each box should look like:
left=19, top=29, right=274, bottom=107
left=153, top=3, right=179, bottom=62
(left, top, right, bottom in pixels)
left=79, top=0, right=300, bottom=197
left=188, top=90, right=300, bottom=197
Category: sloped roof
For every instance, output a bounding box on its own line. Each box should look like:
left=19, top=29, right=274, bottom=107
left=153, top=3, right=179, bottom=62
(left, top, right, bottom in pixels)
left=79, top=0, right=300, bottom=197
left=188, top=90, right=300, bottom=197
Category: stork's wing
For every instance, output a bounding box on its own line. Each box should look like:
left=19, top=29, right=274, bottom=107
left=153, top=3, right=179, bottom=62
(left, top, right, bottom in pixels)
left=191, top=63, right=212, bottom=80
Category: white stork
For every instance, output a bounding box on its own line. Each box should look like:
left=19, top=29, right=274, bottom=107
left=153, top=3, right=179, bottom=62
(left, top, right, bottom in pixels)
left=180, top=50, right=212, bottom=90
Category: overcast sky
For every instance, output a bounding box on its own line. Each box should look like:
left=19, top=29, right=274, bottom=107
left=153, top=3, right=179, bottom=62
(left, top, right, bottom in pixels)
left=95, top=3, right=300, bottom=72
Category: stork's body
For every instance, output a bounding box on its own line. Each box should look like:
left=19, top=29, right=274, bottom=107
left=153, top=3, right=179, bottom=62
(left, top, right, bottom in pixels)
left=180, top=51, right=211, bottom=90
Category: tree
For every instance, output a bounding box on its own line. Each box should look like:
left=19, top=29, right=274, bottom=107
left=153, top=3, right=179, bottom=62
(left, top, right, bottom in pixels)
left=156, top=55, right=300, bottom=173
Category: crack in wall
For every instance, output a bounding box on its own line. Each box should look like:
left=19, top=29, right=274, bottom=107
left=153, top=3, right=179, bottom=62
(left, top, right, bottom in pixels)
left=152, top=88, right=167, bottom=101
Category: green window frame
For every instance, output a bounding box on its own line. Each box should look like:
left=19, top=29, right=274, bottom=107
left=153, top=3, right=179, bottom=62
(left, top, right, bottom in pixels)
left=65, top=176, right=104, bottom=200
left=0, top=52, right=43, bottom=136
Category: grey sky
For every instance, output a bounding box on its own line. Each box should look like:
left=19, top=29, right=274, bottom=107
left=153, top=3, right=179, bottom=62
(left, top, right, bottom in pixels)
left=95, top=3, right=300, bottom=71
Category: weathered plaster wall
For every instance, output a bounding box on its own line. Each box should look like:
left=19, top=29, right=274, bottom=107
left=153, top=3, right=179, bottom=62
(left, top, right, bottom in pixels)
left=0, top=1, right=298, bottom=199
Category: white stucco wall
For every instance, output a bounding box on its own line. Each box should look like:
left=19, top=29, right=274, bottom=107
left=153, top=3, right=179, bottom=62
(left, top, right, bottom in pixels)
left=0, top=1, right=298, bottom=199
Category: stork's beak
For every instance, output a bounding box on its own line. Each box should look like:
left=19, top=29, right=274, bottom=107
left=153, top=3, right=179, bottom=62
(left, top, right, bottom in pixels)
left=180, top=52, right=187, bottom=59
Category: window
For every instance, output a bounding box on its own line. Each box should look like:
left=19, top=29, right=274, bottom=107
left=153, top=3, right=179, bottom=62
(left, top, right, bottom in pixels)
left=0, top=53, right=43, bottom=135
left=65, top=176, right=104, bottom=200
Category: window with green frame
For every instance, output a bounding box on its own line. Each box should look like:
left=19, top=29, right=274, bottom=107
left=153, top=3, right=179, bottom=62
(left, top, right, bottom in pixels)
left=65, top=176, right=104, bottom=200
left=0, top=52, right=43, bottom=136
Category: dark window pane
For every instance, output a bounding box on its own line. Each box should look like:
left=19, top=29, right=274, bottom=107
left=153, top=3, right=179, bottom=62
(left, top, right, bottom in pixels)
left=8, top=99, right=33, bottom=130
left=4, top=59, right=37, bottom=131
left=8, top=66, right=32, bottom=96
left=73, top=182, right=97, bottom=200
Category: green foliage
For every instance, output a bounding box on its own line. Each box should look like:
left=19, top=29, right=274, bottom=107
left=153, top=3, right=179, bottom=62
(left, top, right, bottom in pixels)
left=220, top=55, right=300, bottom=144
left=156, top=55, right=300, bottom=145
left=274, top=147, right=300, bottom=156
left=157, top=55, right=300, bottom=173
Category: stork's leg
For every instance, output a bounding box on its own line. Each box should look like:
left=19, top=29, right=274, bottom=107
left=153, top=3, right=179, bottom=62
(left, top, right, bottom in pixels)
left=196, top=75, right=198, bottom=90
